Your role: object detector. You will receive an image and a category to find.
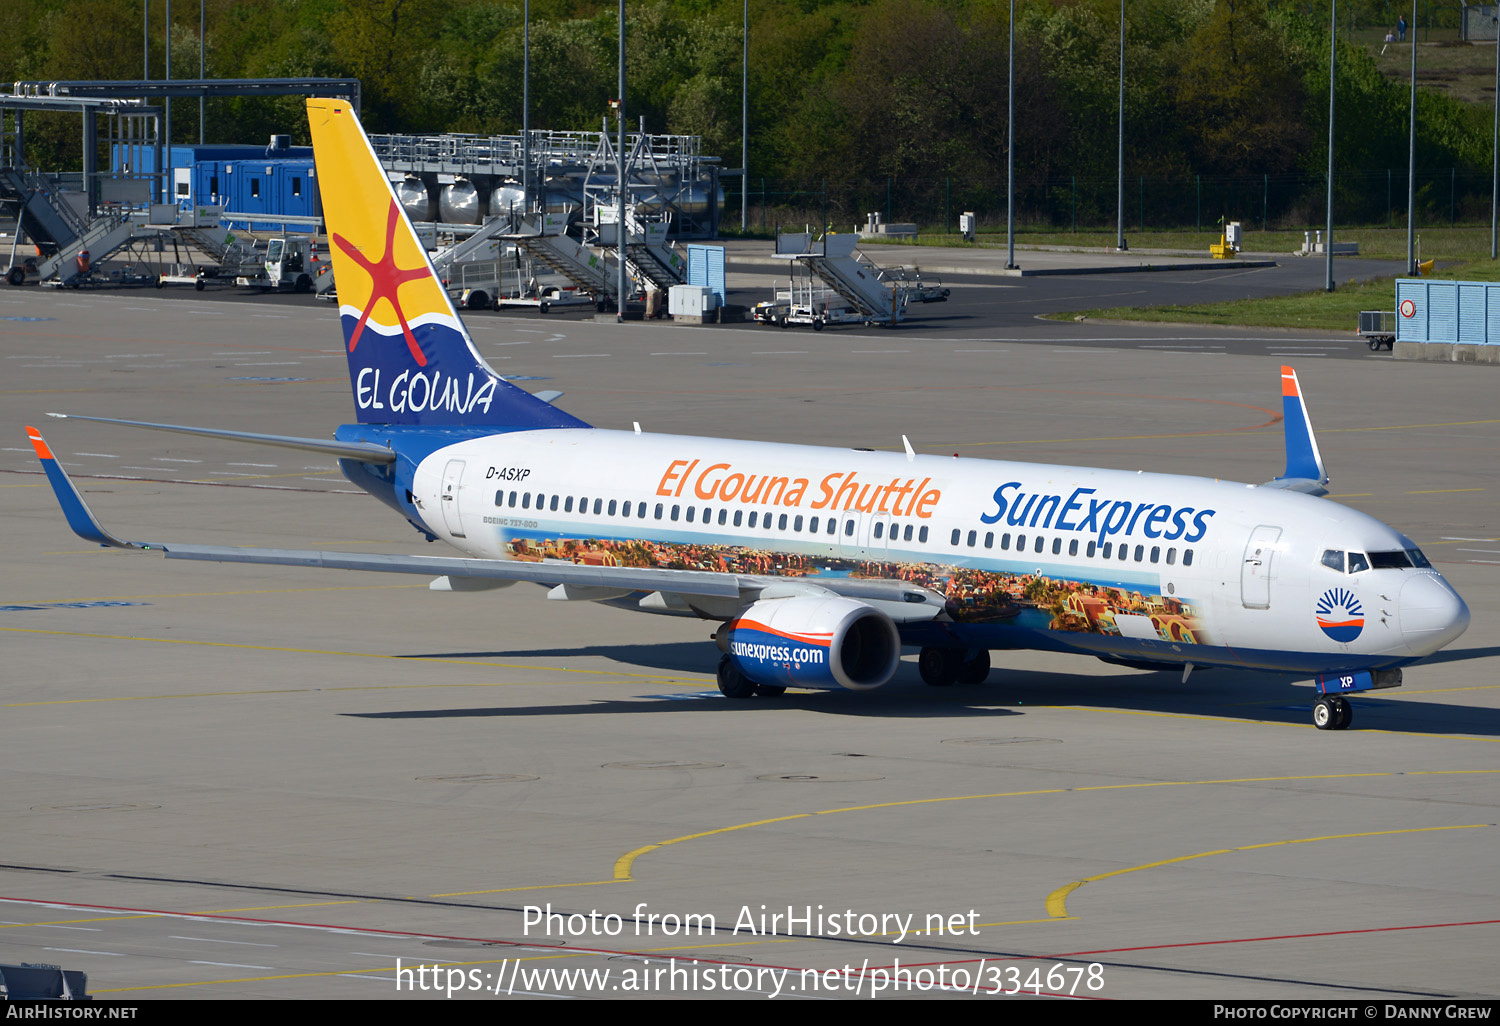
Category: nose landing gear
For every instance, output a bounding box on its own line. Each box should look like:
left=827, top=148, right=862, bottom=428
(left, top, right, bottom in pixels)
left=1312, top=695, right=1353, bottom=730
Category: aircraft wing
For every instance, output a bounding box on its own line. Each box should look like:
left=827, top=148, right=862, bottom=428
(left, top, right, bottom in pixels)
left=26, top=427, right=946, bottom=622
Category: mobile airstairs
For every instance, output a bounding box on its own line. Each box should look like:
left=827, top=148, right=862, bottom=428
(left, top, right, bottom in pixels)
left=595, top=205, right=687, bottom=293
left=2, top=168, right=138, bottom=286
left=772, top=231, right=908, bottom=326
left=502, top=212, right=621, bottom=309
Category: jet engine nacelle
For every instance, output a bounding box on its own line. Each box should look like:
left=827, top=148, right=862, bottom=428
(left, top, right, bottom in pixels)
left=717, top=596, right=901, bottom=691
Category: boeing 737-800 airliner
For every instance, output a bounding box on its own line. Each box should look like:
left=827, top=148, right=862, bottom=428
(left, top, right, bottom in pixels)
left=27, top=98, right=1470, bottom=731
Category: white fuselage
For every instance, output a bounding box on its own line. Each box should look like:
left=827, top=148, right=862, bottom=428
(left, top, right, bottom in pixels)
left=405, top=429, right=1468, bottom=673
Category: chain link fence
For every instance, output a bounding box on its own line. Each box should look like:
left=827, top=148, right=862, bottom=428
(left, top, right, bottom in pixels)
left=725, top=169, right=1500, bottom=236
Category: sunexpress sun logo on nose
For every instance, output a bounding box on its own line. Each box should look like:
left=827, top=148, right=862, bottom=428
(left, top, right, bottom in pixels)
left=1315, top=587, right=1365, bottom=643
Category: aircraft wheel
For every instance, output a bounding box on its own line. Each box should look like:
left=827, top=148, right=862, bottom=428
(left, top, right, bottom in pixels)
left=755, top=684, right=786, bottom=697
left=918, top=646, right=960, bottom=687
left=6, top=266, right=25, bottom=286
left=1331, top=696, right=1353, bottom=730
left=1312, top=696, right=1337, bottom=730
left=955, top=650, right=991, bottom=685
left=716, top=655, right=757, bottom=699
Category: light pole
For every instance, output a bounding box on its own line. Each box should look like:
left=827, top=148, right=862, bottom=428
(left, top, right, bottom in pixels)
left=1491, top=14, right=1498, bottom=259
left=1407, top=0, right=1418, bottom=274
left=617, top=0, right=627, bottom=322
left=523, top=0, right=530, bottom=213
left=1325, top=0, right=1336, bottom=292
left=1116, top=0, right=1126, bottom=251
left=1005, top=0, right=1017, bottom=269
left=742, top=0, right=748, bottom=231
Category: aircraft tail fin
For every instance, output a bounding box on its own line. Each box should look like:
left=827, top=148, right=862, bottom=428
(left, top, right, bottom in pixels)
left=306, top=97, right=588, bottom=430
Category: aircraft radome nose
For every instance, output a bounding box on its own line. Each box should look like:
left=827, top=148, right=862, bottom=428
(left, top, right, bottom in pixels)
left=1400, top=575, right=1470, bottom=655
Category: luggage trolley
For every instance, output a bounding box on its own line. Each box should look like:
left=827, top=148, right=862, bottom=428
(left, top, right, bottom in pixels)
left=1357, top=310, right=1396, bottom=351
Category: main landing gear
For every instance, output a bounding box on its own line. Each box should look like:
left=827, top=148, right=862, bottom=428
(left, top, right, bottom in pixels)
left=918, top=647, right=991, bottom=686
left=1312, top=695, right=1353, bottom=730
left=716, top=655, right=786, bottom=699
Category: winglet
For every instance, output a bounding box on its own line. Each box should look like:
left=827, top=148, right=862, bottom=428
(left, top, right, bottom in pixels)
left=1275, top=366, right=1329, bottom=490
left=26, top=427, right=137, bottom=549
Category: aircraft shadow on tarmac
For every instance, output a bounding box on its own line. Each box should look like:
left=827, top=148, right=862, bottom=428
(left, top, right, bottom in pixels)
left=351, top=642, right=1500, bottom=735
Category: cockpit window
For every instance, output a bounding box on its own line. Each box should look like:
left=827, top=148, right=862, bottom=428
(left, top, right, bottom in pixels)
left=1321, top=550, right=1344, bottom=572
left=1347, top=552, right=1370, bottom=573
left=1407, top=548, right=1432, bottom=568
left=1369, top=550, right=1414, bottom=569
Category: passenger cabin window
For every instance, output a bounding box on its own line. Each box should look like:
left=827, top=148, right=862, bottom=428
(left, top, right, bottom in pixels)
left=875, top=523, right=884, bottom=540
left=565, top=496, right=574, bottom=513
left=950, top=529, right=960, bottom=546
left=919, top=526, right=929, bottom=543
left=734, top=510, right=743, bottom=527
left=1183, top=549, right=1194, bottom=566
left=1034, top=536, right=1044, bottom=554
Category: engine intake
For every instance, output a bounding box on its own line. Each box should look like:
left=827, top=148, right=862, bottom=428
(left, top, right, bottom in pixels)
left=717, top=596, right=901, bottom=691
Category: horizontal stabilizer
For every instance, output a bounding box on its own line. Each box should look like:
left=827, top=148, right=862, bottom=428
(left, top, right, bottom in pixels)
left=45, top=413, right=397, bottom=464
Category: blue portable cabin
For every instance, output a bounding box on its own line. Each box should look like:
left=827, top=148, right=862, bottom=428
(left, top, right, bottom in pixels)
left=219, top=158, right=321, bottom=232
left=109, top=143, right=313, bottom=207
left=1395, top=278, right=1500, bottom=347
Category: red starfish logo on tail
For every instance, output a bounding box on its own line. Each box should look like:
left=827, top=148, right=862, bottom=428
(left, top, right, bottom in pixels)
left=333, top=200, right=431, bottom=367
